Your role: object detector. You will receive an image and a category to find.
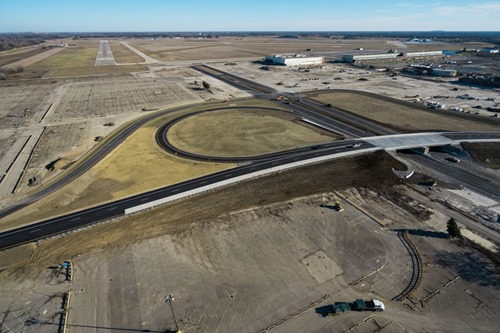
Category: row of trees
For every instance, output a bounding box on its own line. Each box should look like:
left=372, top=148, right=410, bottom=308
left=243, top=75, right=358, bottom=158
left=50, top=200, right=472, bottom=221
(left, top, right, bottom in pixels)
left=0, top=37, right=45, bottom=52
left=0, top=66, right=24, bottom=80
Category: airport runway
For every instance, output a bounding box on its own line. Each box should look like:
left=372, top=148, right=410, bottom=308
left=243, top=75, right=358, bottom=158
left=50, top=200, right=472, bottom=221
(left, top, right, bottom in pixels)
left=95, top=40, right=116, bottom=66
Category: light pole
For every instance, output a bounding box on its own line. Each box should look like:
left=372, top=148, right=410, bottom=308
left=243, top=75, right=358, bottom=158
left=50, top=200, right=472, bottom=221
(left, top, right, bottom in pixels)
left=165, top=295, right=180, bottom=333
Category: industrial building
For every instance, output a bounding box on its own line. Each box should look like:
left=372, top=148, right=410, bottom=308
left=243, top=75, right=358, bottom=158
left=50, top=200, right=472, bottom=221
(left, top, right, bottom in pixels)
left=265, top=54, right=324, bottom=66
left=343, top=50, right=443, bottom=63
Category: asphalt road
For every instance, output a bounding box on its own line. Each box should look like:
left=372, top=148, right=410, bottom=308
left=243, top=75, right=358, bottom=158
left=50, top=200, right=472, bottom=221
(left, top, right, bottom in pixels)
left=95, top=40, right=116, bottom=66
left=0, top=142, right=374, bottom=250
left=405, top=153, right=500, bottom=202
left=0, top=104, right=210, bottom=220
left=191, top=65, right=391, bottom=138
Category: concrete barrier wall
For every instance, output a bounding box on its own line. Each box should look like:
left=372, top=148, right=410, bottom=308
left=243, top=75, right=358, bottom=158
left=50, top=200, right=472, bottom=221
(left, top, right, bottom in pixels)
left=125, top=147, right=381, bottom=215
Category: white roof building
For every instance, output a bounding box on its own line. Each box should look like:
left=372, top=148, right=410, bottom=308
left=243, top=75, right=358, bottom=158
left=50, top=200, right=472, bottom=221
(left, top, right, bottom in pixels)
left=265, top=54, right=323, bottom=66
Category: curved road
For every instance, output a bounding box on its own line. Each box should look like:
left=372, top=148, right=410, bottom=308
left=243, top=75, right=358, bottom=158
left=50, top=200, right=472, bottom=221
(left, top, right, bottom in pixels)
left=155, top=105, right=354, bottom=163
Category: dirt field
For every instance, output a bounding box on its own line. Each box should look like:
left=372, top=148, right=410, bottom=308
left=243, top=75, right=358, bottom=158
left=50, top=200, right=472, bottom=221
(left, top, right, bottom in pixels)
left=109, top=41, right=144, bottom=63
left=1, top=165, right=499, bottom=332
left=168, top=108, right=339, bottom=157
left=308, top=90, right=500, bottom=133
left=0, top=82, right=56, bottom=129
left=48, top=78, right=201, bottom=122
left=462, top=142, right=500, bottom=169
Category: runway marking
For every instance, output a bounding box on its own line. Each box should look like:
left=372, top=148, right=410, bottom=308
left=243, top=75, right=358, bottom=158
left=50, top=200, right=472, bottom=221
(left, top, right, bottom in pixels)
left=28, top=229, right=40, bottom=233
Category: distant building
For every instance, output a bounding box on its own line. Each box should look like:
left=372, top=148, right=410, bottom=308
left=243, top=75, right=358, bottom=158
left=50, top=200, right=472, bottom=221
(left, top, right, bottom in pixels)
left=479, top=48, right=499, bottom=54
left=265, top=54, right=323, bottom=66
left=343, top=50, right=443, bottom=63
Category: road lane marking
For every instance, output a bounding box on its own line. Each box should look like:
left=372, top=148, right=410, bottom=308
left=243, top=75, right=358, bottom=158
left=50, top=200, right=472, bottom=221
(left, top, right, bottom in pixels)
left=107, top=207, right=117, bottom=211
left=29, top=229, right=41, bottom=233
left=70, top=217, right=81, bottom=222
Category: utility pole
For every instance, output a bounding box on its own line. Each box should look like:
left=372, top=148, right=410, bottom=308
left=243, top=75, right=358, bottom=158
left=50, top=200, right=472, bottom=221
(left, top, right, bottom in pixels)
left=165, top=295, right=181, bottom=333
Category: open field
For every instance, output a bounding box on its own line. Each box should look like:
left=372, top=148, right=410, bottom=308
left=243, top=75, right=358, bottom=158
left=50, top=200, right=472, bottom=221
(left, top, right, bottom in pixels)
left=109, top=41, right=144, bottom=63
left=127, top=37, right=494, bottom=62
left=0, top=67, right=248, bottom=205
left=0, top=44, right=50, bottom=67
left=463, top=142, right=500, bottom=169
left=1, top=179, right=498, bottom=332
left=168, top=108, right=339, bottom=157
left=10, top=40, right=145, bottom=78
left=1, top=47, right=64, bottom=69
left=308, top=90, right=500, bottom=133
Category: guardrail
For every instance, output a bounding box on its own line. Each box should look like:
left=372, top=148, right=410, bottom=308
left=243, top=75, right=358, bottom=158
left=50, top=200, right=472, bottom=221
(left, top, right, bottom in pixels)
left=125, top=147, right=381, bottom=215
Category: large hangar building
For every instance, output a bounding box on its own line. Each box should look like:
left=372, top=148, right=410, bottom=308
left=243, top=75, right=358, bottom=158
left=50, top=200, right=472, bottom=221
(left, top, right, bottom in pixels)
left=265, top=54, right=324, bottom=66
left=343, top=50, right=443, bottom=63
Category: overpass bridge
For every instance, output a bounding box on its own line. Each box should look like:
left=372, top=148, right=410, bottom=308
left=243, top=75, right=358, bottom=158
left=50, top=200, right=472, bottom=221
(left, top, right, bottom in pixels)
left=361, top=132, right=500, bottom=152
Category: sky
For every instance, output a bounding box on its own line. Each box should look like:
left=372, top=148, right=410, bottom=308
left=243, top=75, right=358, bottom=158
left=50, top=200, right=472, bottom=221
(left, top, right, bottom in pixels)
left=0, top=0, right=499, bottom=32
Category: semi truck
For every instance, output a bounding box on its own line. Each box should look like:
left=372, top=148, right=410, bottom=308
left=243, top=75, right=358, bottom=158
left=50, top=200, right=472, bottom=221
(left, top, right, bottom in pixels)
left=328, top=299, right=385, bottom=316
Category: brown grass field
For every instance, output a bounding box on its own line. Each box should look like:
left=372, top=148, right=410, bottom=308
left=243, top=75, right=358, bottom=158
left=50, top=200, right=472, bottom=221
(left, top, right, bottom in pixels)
left=168, top=107, right=339, bottom=157
left=126, top=36, right=494, bottom=62
left=308, top=90, right=500, bottom=133
left=0, top=45, right=50, bottom=67
left=0, top=150, right=403, bottom=274
left=109, top=41, right=144, bottom=63
left=10, top=40, right=145, bottom=78
left=1, top=99, right=327, bottom=230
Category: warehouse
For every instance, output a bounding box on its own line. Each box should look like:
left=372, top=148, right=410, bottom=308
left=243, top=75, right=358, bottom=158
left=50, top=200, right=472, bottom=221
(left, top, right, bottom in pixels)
left=265, top=54, right=324, bottom=66
left=343, top=50, right=443, bottom=63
